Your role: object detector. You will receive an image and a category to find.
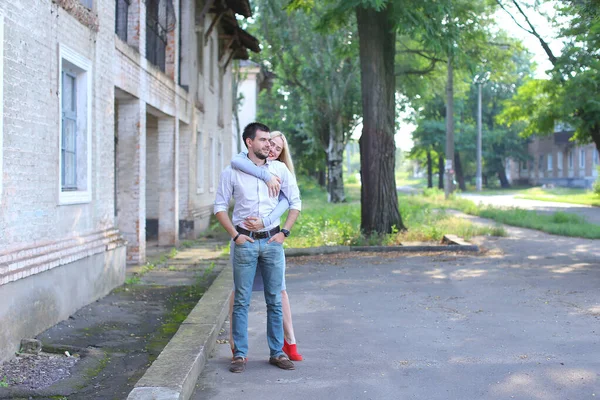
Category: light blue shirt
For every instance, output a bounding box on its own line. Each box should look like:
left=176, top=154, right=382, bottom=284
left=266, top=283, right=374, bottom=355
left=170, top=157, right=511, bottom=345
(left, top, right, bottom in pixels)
left=214, top=158, right=301, bottom=231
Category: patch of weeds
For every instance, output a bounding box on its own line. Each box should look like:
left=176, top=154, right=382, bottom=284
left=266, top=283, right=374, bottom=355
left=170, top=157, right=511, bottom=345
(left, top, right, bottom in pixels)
left=180, top=240, right=195, bottom=249
left=168, top=248, right=178, bottom=258
left=168, top=265, right=177, bottom=271
left=0, top=376, right=8, bottom=388
left=125, top=276, right=141, bottom=285
left=78, top=351, right=110, bottom=389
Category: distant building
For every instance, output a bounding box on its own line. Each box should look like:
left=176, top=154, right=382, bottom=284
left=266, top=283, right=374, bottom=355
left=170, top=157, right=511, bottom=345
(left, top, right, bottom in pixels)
left=0, top=0, right=258, bottom=362
left=508, top=127, right=599, bottom=189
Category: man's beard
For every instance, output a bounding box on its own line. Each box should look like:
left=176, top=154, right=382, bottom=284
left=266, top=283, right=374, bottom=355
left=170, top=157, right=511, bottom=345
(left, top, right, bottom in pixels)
left=253, top=148, right=269, bottom=160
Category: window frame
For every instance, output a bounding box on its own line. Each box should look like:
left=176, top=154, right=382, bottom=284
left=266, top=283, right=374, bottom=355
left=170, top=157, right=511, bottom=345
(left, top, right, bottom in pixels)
left=568, top=150, right=574, bottom=169
left=579, top=148, right=585, bottom=169
left=547, top=153, right=553, bottom=171
left=0, top=13, right=4, bottom=204
left=209, top=136, right=215, bottom=192
left=58, top=44, right=92, bottom=205
left=557, top=151, right=563, bottom=171
left=196, top=129, right=205, bottom=194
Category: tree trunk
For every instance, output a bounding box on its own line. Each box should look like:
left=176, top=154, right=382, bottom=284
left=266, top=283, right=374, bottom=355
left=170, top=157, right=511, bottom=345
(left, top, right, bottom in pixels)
left=426, top=150, right=433, bottom=188
left=445, top=57, right=455, bottom=199
left=438, top=155, right=444, bottom=189
left=327, top=126, right=346, bottom=203
left=498, top=165, right=510, bottom=188
left=454, top=151, right=466, bottom=191
left=356, top=5, right=404, bottom=233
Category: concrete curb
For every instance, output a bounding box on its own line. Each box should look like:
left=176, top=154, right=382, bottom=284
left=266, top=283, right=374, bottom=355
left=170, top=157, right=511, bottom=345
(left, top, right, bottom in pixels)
left=284, top=238, right=478, bottom=257
left=127, top=238, right=477, bottom=400
left=127, top=264, right=233, bottom=400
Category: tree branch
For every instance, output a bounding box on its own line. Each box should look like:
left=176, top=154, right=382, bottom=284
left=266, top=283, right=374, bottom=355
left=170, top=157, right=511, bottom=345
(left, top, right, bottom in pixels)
left=496, top=0, right=557, bottom=65
left=395, top=60, right=439, bottom=76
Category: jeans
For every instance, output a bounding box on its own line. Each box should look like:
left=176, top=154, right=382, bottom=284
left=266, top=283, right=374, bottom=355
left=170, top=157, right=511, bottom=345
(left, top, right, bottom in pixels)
left=232, top=238, right=285, bottom=358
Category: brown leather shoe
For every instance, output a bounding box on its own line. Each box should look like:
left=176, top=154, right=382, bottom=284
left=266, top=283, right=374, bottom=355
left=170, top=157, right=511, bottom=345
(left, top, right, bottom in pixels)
left=229, top=356, right=246, bottom=373
left=269, top=354, right=295, bottom=370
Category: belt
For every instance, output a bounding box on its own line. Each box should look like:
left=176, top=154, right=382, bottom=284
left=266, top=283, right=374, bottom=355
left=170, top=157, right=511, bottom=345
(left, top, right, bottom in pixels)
left=236, top=225, right=280, bottom=239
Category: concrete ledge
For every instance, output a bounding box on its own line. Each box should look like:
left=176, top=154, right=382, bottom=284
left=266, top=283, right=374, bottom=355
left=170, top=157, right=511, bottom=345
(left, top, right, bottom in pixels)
left=285, top=240, right=478, bottom=257
left=127, top=265, right=232, bottom=400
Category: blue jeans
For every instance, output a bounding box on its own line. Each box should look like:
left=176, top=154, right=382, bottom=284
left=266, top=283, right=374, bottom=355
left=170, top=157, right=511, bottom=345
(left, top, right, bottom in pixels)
left=232, top=238, right=285, bottom=358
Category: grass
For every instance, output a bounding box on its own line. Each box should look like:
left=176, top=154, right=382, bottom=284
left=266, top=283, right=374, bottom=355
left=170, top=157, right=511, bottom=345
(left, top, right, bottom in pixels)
left=418, top=188, right=600, bottom=239
left=515, top=187, right=600, bottom=207
left=279, top=178, right=505, bottom=248
left=0, top=377, right=8, bottom=388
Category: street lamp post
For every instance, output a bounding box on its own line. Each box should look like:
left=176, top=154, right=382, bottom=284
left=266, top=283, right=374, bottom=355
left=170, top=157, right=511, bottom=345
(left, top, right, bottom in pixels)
left=476, top=82, right=482, bottom=192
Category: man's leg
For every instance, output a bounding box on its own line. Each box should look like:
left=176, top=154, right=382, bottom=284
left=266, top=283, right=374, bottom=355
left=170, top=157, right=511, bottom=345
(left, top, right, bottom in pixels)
left=232, top=241, right=258, bottom=359
left=259, top=240, right=285, bottom=358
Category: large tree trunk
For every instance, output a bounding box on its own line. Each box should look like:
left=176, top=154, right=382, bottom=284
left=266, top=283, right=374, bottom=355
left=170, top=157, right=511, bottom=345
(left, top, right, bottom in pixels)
left=327, top=124, right=346, bottom=202
left=438, top=155, right=444, bottom=189
left=454, top=151, right=466, bottom=191
left=426, top=150, right=433, bottom=188
left=356, top=5, right=404, bottom=234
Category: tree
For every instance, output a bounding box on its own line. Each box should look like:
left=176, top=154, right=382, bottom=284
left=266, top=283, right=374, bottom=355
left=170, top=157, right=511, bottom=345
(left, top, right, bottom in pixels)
left=251, top=0, right=362, bottom=203
left=497, top=0, right=600, bottom=153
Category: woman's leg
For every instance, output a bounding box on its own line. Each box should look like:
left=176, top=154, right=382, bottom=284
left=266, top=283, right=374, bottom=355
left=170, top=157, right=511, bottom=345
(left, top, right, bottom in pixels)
left=281, top=290, right=296, bottom=344
left=281, top=289, right=303, bottom=361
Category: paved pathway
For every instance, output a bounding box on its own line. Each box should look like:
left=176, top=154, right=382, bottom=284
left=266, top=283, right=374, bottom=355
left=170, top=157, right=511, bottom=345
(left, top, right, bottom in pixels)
left=460, top=193, right=600, bottom=225
left=191, top=223, right=600, bottom=400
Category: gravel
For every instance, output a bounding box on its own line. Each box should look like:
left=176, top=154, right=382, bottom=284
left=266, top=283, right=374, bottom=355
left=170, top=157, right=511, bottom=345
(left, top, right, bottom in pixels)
left=0, top=352, right=79, bottom=390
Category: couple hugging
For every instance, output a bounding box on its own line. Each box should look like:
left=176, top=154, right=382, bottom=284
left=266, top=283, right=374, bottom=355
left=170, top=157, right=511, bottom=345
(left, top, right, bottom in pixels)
left=214, top=122, right=303, bottom=373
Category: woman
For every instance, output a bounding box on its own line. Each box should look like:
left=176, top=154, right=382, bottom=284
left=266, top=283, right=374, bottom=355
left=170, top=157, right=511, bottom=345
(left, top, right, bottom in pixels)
left=227, top=131, right=303, bottom=361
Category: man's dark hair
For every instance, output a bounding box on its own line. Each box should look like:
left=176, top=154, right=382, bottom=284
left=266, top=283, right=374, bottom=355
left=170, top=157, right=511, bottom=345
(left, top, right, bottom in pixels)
left=242, top=122, right=270, bottom=148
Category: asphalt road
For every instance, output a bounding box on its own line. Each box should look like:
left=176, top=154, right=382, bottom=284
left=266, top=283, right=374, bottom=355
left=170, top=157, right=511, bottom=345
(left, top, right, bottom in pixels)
left=191, top=224, right=600, bottom=400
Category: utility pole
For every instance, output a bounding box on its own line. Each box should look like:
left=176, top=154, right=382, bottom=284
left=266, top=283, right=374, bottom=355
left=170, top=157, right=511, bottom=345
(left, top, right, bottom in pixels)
left=476, top=82, right=482, bottom=191
left=445, top=57, right=454, bottom=200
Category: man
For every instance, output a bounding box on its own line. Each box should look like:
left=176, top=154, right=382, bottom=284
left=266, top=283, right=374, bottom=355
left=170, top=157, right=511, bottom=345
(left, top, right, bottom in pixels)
left=214, top=122, right=301, bottom=373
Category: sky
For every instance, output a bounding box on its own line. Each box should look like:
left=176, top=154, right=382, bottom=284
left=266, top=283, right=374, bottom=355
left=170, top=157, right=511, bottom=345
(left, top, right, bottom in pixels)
left=394, top=1, right=563, bottom=152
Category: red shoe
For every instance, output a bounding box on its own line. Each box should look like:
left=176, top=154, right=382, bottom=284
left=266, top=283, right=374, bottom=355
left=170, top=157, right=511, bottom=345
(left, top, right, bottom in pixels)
left=283, top=339, right=303, bottom=361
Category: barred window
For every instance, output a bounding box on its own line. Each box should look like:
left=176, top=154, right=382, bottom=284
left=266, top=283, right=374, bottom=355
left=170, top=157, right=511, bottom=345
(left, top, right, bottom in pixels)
left=146, top=0, right=176, bottom=72
left=115, top=0, right=130, bottom=42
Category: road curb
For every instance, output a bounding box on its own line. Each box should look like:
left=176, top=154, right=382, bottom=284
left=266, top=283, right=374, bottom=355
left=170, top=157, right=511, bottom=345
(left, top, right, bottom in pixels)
left=127, top=264, right=233, bottom=400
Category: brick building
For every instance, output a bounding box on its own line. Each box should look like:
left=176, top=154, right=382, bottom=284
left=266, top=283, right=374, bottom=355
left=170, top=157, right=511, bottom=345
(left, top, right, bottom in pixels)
left=507, top=128, right=600, bottom=189
left=0, top=0, right=258, bottom=362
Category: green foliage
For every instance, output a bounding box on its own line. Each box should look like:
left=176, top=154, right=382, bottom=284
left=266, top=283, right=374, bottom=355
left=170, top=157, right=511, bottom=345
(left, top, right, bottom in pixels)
left=0, top=376, right=8, bottom=388
left=285, top=177, right=504, bottom=247
left=595, top=168, right=600, bottom=196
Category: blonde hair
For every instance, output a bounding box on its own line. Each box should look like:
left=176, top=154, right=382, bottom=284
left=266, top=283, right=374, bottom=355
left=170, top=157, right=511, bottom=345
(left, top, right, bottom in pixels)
left=270, top=131, right=295, bottom=175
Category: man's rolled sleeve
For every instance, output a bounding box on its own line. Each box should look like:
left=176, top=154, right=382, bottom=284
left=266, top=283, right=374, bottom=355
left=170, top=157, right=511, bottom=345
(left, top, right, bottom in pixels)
left=214, top=168, right=233, bottom=215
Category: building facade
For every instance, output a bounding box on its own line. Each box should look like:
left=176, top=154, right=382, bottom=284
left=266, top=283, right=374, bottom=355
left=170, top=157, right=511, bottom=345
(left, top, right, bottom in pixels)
left=0, top=0, right=258, bottom=362
left=507, top=129, right=599, bottom=189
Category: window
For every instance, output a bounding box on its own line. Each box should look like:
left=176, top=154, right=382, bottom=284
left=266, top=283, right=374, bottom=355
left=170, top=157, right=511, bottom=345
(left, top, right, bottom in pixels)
left=538, top=154, right=544, bottom=171
left=595, top=149, right=599, bottom=166
left=521, top=161, right=528, bottom=171
left=547, top=153, right=553, bottom=171
left=146, top=0, right=175, bottom=72
left=557, top=151, right=563, bottom=170
left=209, top=37, right=215, bottom=90
left=80, top=0, right=93, bottom=9
left=59, top=44, right=92, bottom=205
left=196, top=130, right=204, bottom=193
left=209, top=136, right=215, bottom=192
left=218, top=66, right=224, bottom=126
left=195, top=26, right=204, bottom=105
left=568, top=150, right=574, bottom=169
left=0, top=13, right=3, bottom=204
left=115, top=0, right=130, bottom=42
left=579, top=148, right=585, bottom=169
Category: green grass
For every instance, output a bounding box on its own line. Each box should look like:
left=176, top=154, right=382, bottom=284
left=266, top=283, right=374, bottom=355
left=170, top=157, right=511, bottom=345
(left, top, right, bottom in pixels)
left=0, top=377, right=8, bottom=388
left=515, top=187, right=600, bottom=207
left=418, top=188, right=600, bottom=239
left=281, top=178, right=504, bottom=248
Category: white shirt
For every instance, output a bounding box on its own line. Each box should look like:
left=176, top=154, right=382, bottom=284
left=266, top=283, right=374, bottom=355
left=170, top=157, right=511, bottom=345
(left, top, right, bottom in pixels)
left=213, top=158, right=301, bottom=231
